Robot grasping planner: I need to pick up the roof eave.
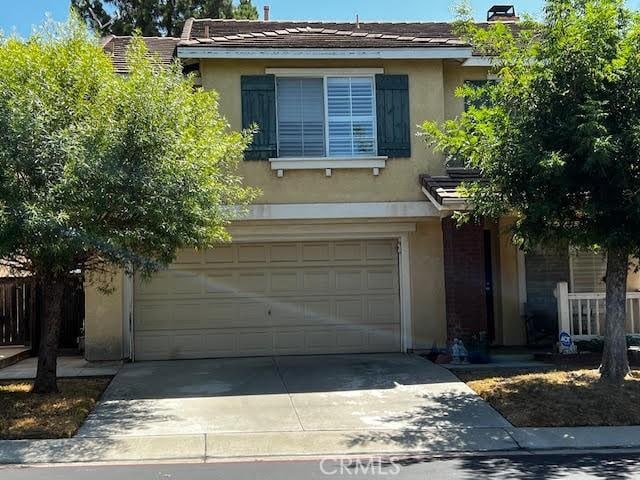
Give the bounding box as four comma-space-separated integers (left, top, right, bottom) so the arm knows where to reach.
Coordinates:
176, 46, 474, 60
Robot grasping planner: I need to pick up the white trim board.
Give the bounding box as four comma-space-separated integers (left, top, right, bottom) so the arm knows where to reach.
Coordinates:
270, 157, 386, 171
178, 46, 474, 60
461, 56, 493, 67
266, 68, 384, 76
233, 202, 439, 221
421, 186, 469, 212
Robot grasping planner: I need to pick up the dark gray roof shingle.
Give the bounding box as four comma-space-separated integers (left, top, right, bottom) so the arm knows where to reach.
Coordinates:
102, 36, 179, 74
179, 19, 472, 49
420, 169, 485, 206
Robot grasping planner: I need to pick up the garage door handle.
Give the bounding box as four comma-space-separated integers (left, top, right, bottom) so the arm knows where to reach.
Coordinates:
268, 309, 271, 315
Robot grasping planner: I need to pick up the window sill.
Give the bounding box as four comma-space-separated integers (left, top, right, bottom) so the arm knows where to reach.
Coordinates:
269, 157, 387, 177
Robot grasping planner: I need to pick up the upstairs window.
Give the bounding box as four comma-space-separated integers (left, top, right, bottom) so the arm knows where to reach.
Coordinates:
276, 76, 377, 158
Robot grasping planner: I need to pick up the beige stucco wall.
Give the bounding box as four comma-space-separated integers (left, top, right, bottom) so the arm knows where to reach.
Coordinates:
201, 58, 489, 204
84, 271, 124, 361
496, 218, 527, 345
410, 220, 447, 349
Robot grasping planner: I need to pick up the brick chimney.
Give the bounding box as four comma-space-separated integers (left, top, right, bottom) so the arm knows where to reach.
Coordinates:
487, 5, 518, 22
263, 5, 270, 21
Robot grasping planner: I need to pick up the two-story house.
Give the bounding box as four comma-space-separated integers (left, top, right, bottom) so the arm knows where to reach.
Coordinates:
85, 11, 640, 362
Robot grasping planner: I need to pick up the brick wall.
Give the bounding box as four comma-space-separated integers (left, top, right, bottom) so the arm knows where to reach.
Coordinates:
442, 217, 487, 342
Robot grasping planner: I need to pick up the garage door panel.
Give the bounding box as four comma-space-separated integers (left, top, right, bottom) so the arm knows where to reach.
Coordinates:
136, 272, 172, 297
269, 302, 303, 325
368, 325, 401, 348
366, 269, 398, 290
334, 242, 364, 261
204, 246, 234, 263
305, 329, 336, 349
270, 243, 299, 263
224, 302, 267, 328
336, 327, 367, 347
302, 300, 331, 324
237, 331, 274, 354
270, 272, 300, 292
134, 239, 401, 359
172, 271, 203, 294
136, 304, 172, 331
335, 270, 364, 291
366, 241, 396, 260
367, 296, 400, 324
173, 333, 206, 353
204, 332, 238, 354
274, 330, 305, 351
302, 243, 331, 262
238, 245, 268, 263
236, 272, 268, 293
174, 248, 203, 265
303, 271, 332, 291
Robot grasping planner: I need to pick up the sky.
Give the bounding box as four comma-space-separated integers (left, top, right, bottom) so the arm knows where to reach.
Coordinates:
2, 0, 640, 37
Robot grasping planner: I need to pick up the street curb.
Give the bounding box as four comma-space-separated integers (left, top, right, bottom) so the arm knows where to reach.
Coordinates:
2, 426, 640, 465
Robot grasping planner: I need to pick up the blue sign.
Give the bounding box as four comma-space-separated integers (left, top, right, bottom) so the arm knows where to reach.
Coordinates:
559, 330, 573, 348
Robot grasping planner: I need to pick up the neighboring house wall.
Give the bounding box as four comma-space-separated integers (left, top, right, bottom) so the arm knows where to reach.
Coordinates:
84, 272, 124, 361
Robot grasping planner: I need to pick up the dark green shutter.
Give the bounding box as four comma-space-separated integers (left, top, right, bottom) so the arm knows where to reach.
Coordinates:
375, 74, 411, 158
241, 75, 277, 160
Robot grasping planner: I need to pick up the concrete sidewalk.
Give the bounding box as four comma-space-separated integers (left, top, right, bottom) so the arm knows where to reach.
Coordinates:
2, 427, 640, 464
0, 356, 121, 380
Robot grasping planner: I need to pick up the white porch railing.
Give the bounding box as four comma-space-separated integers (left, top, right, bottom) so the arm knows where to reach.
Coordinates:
555, 281, 640, 340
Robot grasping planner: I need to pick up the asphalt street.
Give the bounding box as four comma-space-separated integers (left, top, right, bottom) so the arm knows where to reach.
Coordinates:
2, 451, 640, 479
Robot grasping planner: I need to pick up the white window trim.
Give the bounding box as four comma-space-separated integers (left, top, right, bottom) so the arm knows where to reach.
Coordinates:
270, 156, 387, 175
272, 69, 381, 175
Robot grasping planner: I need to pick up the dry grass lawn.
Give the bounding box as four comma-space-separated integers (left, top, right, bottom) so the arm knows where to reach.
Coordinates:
457, 368, 640, 427
0, 377, 111, 439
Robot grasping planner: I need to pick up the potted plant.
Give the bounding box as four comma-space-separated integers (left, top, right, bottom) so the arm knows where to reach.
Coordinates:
468, 331, 491, 364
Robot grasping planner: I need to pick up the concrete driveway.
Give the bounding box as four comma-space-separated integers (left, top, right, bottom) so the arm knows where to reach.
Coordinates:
77, 354, 515, 454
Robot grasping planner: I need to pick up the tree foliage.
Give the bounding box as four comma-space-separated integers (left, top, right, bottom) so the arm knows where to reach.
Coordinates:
421, 0, 640, 383
72, 0, 259, 37
0, 18, 256, 391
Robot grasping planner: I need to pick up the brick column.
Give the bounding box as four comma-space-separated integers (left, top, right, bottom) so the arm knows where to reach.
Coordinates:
442, 217, 487, 342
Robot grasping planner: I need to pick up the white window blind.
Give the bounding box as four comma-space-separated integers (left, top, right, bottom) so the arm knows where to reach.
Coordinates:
276, 77, 325, 157
570, 251, 607, 293
326, 77, 376, 157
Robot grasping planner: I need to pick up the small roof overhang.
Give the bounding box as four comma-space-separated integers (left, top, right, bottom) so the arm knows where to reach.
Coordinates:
420, 169, 484, 211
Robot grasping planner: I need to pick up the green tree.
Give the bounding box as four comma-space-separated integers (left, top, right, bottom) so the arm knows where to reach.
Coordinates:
0, 18, 255, 393
421, 0, 640, 384
232, 0, 258, 20
72, 0, 258, 37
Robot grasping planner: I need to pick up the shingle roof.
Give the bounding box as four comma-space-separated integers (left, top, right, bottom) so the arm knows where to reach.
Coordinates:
102, 36, 180, 74
420, 169, 485, 207
179, 19, 472, 49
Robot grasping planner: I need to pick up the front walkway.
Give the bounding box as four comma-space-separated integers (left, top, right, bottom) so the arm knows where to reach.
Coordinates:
0, 356, 121, 379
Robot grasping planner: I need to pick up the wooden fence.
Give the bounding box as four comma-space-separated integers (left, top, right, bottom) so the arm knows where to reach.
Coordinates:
0, 277, 84, 350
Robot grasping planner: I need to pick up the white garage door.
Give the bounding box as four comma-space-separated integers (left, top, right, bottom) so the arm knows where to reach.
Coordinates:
134, 240, 401, 360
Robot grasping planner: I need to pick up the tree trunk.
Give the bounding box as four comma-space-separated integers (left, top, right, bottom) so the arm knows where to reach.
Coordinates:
600, 247, 630, 384
32, 278, 66, 394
